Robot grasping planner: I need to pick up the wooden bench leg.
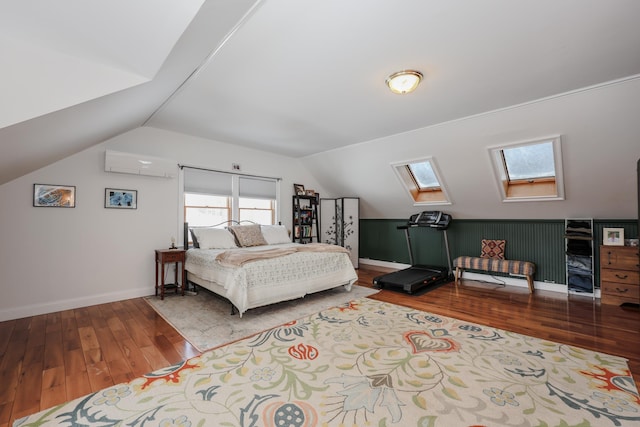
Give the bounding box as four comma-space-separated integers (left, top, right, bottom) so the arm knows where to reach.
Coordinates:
455, 267, 462, 286
526, 275, 534, 293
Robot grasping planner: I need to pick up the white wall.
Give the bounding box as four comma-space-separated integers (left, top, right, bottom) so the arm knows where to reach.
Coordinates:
302, 78, 640, 220
0, 127, 326, 321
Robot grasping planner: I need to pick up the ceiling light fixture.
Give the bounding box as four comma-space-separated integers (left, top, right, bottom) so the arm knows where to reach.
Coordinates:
385, 70, 423, 94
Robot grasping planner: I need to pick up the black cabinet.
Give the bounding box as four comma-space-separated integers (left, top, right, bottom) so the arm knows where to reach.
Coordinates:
292, 195, 319, 243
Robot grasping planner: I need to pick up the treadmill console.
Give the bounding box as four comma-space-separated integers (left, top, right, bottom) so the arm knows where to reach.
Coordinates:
408, 211, 451, 229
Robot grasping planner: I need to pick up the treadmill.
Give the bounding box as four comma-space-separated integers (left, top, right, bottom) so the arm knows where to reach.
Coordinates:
373, 211, 453, 294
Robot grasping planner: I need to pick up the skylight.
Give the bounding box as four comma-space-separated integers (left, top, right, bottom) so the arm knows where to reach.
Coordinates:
408, 162, 440, 190
502, 141, 555, 181
392, 157, 451, 205
489, 136, 564, 202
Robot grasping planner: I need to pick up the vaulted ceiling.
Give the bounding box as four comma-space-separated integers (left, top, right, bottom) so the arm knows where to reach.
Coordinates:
1, 0, 640, 186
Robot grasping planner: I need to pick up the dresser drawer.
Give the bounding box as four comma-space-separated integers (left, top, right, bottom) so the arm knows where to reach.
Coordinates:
601, 281, 640, 299
600, 246, 639, 271
601, 292, 639, 306
600, 268, 639, 285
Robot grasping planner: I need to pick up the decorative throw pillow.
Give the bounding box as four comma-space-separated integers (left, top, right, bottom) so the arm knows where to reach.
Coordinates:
260, 225, 291, 245
228, 224, 268, 247
193, 228, 238, 249
481, 239, 506, 259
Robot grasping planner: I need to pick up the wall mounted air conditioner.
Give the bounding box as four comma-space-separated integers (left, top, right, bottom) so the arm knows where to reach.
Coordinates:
105, 150, 177, 178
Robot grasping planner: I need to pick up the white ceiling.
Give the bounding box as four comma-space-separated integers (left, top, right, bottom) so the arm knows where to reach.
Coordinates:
1, 0, 640, 185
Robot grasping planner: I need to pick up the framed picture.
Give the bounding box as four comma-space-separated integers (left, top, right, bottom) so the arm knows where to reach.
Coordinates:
305, 189, 316, 196
33, 184, 76, 207
293, 183, 305, 195
105, 188, 137, 209
603, 227, 624, 246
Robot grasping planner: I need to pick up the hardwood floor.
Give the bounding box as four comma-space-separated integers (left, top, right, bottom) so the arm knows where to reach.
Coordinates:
1, 265, 639, 427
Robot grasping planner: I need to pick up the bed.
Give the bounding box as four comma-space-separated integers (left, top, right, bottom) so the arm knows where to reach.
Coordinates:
183, 222, 358, 316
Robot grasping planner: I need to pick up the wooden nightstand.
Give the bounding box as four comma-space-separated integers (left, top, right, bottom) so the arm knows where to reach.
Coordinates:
600, 245, 639, 306
155, 249, 186, 300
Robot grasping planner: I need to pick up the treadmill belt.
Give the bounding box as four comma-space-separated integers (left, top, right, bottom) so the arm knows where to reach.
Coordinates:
373, 265, 451, 294
378, 266, 443, 285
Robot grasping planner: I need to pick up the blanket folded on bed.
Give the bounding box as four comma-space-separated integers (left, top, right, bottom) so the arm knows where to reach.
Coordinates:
215, 243, 349, 267
295, 243, 350, 254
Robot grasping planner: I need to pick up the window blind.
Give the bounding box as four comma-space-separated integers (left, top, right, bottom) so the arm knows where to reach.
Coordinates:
183, 167, 278, 199
183, 168, 232, 196
239, 176, 277, 199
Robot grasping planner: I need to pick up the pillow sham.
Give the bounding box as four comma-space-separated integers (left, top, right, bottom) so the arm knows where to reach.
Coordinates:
193, 227, 238, 249
481, 239, 506, 259
228, 224, 268, 247
261, 225, 291, 245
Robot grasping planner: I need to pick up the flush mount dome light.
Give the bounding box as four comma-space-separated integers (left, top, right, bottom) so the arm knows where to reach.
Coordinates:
385, 70, 423, 94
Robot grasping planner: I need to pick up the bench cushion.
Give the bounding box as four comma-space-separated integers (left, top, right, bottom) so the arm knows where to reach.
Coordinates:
454, 256, 535, 276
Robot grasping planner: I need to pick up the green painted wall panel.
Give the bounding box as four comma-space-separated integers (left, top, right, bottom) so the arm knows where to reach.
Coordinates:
361, 218, 638, 285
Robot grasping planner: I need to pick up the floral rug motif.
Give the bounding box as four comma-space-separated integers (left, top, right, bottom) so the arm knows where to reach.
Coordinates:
15, 298, 640, 426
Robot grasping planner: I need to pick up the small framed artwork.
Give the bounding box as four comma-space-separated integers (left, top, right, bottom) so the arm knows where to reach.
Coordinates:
305, 189, 316, 196
603, 228, 624, 246
293, 183, 305, 195
33, 184, 76, 207
105, 188, 137, 209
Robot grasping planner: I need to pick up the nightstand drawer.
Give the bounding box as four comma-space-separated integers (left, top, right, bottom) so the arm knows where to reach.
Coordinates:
600, 269, 639, 285
162, 251, 184, 263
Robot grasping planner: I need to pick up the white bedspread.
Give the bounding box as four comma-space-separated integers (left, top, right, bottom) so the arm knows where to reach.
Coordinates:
185, 243, 358, 315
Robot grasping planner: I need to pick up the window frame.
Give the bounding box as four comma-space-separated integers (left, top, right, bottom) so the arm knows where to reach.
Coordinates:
184, 194, 277, 227
391, 157, 452, 206
488, 136, 565, 202
238, 198, 276, 224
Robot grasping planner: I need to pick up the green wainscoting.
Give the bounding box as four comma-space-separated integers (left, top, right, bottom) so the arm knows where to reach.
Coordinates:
360, 218, 638, 286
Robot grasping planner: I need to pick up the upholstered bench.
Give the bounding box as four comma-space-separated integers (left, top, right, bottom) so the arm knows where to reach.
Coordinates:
453, 256, 536, 293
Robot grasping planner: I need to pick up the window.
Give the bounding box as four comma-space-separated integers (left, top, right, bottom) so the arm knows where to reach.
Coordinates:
239, 197, 275, 224
185, 194, 276, 228
183, 167, 279, 230
391, 157, 451, 205
184, 193, 230, 227
489, 136, 564, 201
408, 161, 440, 190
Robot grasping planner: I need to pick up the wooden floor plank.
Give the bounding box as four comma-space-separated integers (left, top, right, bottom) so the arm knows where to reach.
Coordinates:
2, 265, 639, 427
65, 372, 91, 402
78, 325, 100, 354
139, 345, 172, 371
63, 348, 86, 376
0, 320, 15, 359
116, 338, 153, 377
11, 361, 43, 420
61, 310, 82, 351
43, 328, 64, 371
41, 366, 67, 410
85, 361, 114, 391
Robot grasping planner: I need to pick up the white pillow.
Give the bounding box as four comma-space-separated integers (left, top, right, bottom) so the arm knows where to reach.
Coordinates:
193, 228, 238, 249
261, 225, 291, 245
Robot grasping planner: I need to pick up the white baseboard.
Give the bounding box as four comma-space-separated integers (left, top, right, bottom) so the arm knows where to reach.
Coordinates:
358, 258, 410, 270
358, 258, 593, 297
0, 287, 153, 322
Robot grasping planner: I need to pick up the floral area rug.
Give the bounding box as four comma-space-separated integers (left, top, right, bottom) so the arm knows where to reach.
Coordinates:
15, 298, 640, 426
